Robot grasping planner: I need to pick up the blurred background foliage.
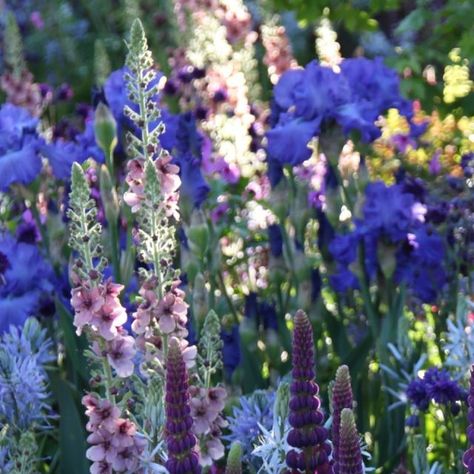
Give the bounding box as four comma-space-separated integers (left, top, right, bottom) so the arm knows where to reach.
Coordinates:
1, 0, 473, 114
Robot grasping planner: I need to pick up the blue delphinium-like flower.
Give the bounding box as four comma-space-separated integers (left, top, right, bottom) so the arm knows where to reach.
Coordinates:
0, 318, 52, 430
406, 367, 466, 412
225, 390, 275, 458
0, 232, 54, 333
0, 103, 43, 191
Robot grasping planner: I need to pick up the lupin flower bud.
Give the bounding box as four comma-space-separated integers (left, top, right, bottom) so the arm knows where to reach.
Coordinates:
286, 310, 333, 474
338, 409, 363, 474
332, 365, 353, 473
165, 337, 201, 474
463, 365, 474, 473
94, 102, 117, 164
225, 442, 243, 474
99, 165, 119, 224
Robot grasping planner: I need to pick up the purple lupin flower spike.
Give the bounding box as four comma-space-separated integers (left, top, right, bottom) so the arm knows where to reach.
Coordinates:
463, 365, 474, 473
338, 409, 363, 474
286, 310, 333, 474
332, 365, 353, 473
165, 337, 202, 474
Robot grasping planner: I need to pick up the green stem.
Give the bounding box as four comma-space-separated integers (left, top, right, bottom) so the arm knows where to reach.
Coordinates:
217, 271, 239, 325
99, 339, 116, 404
109, 215, 121, 283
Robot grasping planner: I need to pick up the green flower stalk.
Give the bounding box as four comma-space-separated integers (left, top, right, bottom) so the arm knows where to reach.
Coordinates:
2, 12, 26, 77
124, 19, 191, 368
123, 18, 180, 295
68, 162, 106, 281
197, 310, 223, 388
1, 12, 44, 115
225, 442, 243, 474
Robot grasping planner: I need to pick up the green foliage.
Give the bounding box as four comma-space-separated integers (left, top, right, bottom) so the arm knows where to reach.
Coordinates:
93, 39, 111, 86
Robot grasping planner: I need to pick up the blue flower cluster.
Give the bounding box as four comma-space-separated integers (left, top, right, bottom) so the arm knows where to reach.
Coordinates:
406, 367, 466, 412
0, 232, 54, 333
329, 181, 446, 302
225, 390, 275, 458
0, 318, 53, 430
0, 103, 43, 191
266, 58, 411, 169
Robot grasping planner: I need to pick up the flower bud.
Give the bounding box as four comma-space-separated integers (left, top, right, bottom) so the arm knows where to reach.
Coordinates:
94, 102, 117, 159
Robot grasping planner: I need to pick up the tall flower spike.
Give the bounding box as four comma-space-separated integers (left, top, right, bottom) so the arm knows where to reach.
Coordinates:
165, 337, 201, 474
225, 442, 243, 474
3, 12, 26, 77
286, 310, 333, 474
68, 162, 106, 280
338, 409, 363, 474
124, 19, 180, 295
332, 365, 353, 473
197, 310, 223, 387
463, 365, 474, 472
125, 18, 163, 161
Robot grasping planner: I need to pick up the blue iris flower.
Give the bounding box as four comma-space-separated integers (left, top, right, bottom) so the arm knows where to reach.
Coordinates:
0, 233, 54, 333
266, 57, 412, 169
0, 103, 43, 191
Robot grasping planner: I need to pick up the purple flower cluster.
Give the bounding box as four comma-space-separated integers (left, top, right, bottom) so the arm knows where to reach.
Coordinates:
329, 181, 446, 302
406, 367, 466, 412
267, 57, 411, 167
286, 310, 333, 473
338, 409, 363, 474
165, 337, 201, 474
463, 365, 474, 473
